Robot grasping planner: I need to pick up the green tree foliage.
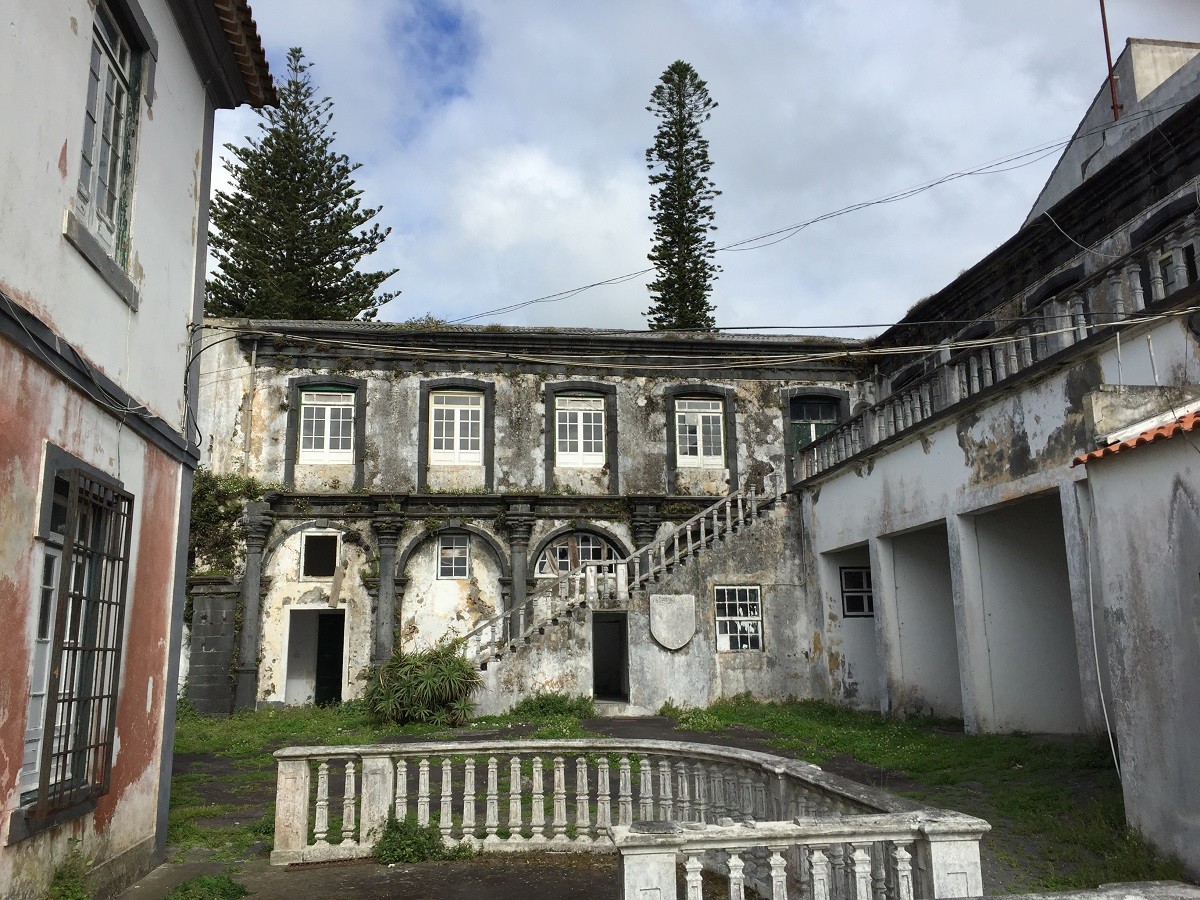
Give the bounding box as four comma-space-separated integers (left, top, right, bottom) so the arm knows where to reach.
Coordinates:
644, 60, 720, 331
206, 48, 398, 321
363, 640, 481, 726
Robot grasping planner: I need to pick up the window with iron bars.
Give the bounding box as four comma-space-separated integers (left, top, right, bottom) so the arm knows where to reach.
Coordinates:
22, 469, 133, 819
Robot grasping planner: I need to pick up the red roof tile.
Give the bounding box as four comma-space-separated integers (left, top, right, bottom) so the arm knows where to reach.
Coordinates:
1071, 410, 1200, 466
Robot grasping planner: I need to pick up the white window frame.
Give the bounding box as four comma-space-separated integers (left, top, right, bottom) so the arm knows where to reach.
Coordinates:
300, 531, 340, 580
20, 547, 62, 798
840, 567, 875, 618
556, 396, 605, 467
437, 534, 470, 580
298, 391, 355, 465
791, 397, 840, 449
676, 398, 725, 468
715, 585, 763, 651
430, 392, 483, 465
77, 0, 139, 257
535, 533, 618, 578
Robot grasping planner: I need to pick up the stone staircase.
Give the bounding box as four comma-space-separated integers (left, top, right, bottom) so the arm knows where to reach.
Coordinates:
461, 486, 779, 677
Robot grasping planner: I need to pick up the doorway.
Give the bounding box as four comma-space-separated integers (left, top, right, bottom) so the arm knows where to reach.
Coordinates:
314, 612, 345, 706
592, 612, 628, 701
286, 609, 345, 706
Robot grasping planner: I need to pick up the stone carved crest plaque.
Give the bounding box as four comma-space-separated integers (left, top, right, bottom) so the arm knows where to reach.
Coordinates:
649, 593, 696, 651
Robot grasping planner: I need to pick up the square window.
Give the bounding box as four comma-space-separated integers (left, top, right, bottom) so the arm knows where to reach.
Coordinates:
302, 534, 339, 578
298, 391, 355, 465
676, 399, 725, 468
715, 585, 762, 651
430, 392, 484, 465
840, 567, 874, 617
438, 535, 470, 579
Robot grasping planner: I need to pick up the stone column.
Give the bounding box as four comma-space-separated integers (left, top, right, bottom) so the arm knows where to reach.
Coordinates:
505, 506, 534, 641
234, 508, 273, 711
371, 517, 402, 666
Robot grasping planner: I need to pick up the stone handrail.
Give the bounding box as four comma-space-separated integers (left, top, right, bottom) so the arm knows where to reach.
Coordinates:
461, 487, 768, 667
269, 736, 966, 866
611, 810, 990, 900
798, 217, 1199, 483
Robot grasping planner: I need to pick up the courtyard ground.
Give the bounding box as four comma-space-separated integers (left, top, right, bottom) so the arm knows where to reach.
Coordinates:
119, 697, 1188, 899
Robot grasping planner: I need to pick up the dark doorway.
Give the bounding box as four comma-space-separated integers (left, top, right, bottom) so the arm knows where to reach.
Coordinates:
592, 613, 628, 701
314, 612, 345, 706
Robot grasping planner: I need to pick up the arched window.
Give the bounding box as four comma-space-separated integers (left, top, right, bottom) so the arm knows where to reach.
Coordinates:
535, 533, 621, 577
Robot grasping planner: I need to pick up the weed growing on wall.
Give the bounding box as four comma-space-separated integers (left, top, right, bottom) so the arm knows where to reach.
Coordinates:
189, 467, 267, 575
363, 640, 481, 726
48, 846, 90, 900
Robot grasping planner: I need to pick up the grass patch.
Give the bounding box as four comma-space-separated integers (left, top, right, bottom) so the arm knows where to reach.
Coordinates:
691, 696, 1184, 892
164, 874, 249, 899
474, 692, 601, 739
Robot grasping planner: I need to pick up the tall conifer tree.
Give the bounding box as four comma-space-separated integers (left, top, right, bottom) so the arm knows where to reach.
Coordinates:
644, 60, 720, 331
206, 48, 398, 320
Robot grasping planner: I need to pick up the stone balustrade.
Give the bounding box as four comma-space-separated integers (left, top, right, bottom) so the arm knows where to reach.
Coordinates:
462, 487, 768, 669
798, 218, 1199, 483
270, 737, 962, 866
611, 810, 990, 900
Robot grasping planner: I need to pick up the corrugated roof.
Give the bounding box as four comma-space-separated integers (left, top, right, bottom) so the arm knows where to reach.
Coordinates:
1071, 410, 1200, 466
212, 0, 275, 107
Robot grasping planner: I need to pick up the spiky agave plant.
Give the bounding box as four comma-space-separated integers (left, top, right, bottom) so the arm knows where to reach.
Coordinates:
364, 638, 481, 726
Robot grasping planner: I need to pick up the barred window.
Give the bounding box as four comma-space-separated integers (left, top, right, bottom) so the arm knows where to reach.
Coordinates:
438, 535, 470, 579
556, 396, 605, 467
299, 391, 355, 464
840, 567, 874, 617
430, 392, 483, 465
676, 398, 724, 468
715, 585, 762, 651
23, 469, 133, 816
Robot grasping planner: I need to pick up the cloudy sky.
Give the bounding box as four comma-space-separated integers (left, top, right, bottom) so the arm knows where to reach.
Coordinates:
214, 1, 1200, 336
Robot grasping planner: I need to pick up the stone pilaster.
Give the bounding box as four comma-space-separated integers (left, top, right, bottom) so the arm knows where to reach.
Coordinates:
233, 506, 273, 711
505, 504, 535, 640
371, 517, 402, 666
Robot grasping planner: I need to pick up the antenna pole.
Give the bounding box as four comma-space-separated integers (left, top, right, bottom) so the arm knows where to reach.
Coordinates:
1099, 0, 1122, 120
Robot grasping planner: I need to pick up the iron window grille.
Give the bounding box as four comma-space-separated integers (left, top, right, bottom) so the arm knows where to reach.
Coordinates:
676, 398, 724, 468
30, 469, 133, 818
715, 585, 763, 651
840, 567, 875, 617
437, 535, 470, 579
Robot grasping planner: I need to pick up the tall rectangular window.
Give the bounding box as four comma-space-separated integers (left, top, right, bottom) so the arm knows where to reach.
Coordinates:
438, 535, 470, 579
299, 391, 355, 464
840, 567, 874, 617
676, 399, 724, 468
430, 392, 483, 465
556, 396, 605, 467
715, 586, 762, 651
301, 533, 339, 579
790, 397, 839, 450
78, 1, 139, 258
23, 469, 134, 815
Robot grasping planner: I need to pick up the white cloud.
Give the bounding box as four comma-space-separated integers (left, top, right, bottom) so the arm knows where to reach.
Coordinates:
215, 0, 1200, 332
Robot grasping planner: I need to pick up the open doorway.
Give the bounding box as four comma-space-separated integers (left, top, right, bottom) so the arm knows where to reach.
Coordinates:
592, 612, 628, 701
285, 609, 345, 706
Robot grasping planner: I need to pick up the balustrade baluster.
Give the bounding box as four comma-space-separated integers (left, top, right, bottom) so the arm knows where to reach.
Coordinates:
1071, 294, 1089, 340
1172, 237, 1188, 289
395, 759, 407, 820
901, 394, 913, 429
692, 763, 707, 823
462, 759, 476, 838
685, 853, 704, 900
618, 756, 633, 825
711, 507, 720, 540
638, 758, 654, 820
724, 498, 733, 537
850, 843, 873, 900
728, 851, 746, 900
871, 844, 888, 900
1109, 271, 1126, 321
1151, 252, 1167, 302
980, 349, 994, 387
314, 760, 329, 845
698, 517, 707, 550
831, 845, 848, 900
750, 486, 758, 517
658, 759, 674, 819
434, 759, 451, 838
673, 532, 681, 566
530, 757, 545, 839
811, 846, 834, 900
739, 772, 753, 819
891, 842, 914, 900
658, 544, 667, 574
675, 761, 691, 821
485, 757, 499, 839
1005, 339, 1018, 379
769, 848, 789, 900
968, 356, 980, 394
711, 770, 725, 819
686, 523, 695, 559
552, 757, 568, 841
993, 345, 1007, 381
342, 760, 357, 844
597, 758, 611, 830
417, 758, 431, 826
919, 383, 932, 419
754, 781, 767, 819
509, 756, 523, 833
575, 757, 590, 837
737, 492, 745, 526
1127, 261, 1145, 312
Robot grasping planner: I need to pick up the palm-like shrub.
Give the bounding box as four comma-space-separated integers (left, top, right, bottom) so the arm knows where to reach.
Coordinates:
364, 640, 481, 726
